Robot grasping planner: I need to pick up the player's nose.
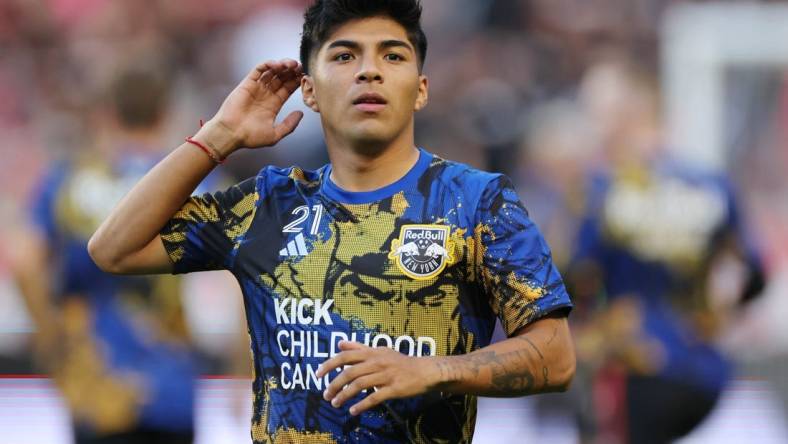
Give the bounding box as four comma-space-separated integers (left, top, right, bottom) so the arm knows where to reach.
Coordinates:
355, 54, 383, 83
356, 70, 383, 83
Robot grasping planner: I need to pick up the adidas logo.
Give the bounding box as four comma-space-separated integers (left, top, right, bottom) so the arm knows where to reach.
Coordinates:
279, 233, 309, 257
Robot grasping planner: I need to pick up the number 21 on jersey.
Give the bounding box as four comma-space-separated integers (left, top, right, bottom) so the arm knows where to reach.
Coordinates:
282, 204, 324, 235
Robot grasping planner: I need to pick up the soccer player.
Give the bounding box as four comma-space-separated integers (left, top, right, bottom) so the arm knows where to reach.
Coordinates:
568, 58, 765, 443
88, 1, 576, 442
13, 62, 197, 443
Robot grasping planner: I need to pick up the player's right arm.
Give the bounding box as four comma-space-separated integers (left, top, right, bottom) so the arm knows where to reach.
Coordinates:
88, 59, 304, 275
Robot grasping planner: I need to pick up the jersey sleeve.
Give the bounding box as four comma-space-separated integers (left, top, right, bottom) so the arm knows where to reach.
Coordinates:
160, 177, 258, 274
474, 175, 573, 336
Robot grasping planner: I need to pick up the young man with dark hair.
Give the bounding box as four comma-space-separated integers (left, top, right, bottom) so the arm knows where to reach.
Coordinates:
89, 1, 576, 442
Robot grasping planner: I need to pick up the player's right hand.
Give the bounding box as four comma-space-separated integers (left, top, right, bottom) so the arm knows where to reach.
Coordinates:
198, 59, 305, 158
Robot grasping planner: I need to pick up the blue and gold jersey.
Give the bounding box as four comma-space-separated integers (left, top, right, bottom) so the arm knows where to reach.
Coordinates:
161, 148, 572, 443
573, 161, 761, 392
31, 154, 197, 435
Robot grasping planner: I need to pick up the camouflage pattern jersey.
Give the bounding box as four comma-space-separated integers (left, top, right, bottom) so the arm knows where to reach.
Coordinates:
31, 154, 196, 436
160, 148, 572, 443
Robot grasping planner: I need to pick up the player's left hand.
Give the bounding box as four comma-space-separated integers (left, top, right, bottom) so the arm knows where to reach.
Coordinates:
316, 340, 440, 416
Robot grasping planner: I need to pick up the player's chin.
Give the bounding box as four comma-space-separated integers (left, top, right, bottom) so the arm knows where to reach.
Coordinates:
347, 124, 396, 146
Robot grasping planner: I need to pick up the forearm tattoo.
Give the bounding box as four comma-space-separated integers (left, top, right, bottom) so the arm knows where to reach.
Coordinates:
436, 335, 553, 396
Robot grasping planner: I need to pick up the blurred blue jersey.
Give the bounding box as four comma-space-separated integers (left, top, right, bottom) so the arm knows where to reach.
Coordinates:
31, 150, 198, 434
159, 148, 572, 444
573, 159, 761, 393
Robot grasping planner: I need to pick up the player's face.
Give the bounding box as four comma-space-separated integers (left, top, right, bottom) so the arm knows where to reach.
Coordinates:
302, 17, 428, 148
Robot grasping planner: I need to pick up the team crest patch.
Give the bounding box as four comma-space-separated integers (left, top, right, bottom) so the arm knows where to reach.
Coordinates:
388, 224, 456, 280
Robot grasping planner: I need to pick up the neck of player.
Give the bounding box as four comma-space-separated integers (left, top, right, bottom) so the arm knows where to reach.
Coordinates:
325, 120, 420, 193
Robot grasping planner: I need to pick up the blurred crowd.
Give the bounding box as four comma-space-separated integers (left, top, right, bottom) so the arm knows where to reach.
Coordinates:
1, 0, 788, 442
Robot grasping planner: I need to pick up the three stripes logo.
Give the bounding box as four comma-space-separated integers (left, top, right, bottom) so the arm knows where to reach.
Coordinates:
280, 233, 309, 257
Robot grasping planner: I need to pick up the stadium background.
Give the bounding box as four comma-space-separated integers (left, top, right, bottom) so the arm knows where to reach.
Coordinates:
1, 0, 788, 442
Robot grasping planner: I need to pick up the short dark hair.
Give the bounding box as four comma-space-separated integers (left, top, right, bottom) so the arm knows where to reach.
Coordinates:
300, 0, 427, 75
109, 61, 172, 129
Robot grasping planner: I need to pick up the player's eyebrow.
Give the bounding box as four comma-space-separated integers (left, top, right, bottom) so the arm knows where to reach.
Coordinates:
327, 39, 361, 51
326, 39, 414, 54
379, 39, 413, 53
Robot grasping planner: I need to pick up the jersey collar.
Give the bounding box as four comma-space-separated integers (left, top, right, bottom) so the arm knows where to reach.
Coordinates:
321, 148, 432, 204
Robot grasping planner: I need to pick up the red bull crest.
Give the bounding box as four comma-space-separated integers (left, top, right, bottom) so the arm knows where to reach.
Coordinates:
388, 224, 456, 280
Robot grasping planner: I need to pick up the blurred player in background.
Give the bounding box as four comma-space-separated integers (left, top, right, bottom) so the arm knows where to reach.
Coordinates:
87, 0, 577, 442
515, 98, 599, 441
568, 57, 765, 444
11, 58, 197, 444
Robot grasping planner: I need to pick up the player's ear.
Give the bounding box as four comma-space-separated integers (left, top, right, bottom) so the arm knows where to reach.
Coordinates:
301, 76, 320, 113
414, 74, 428, 111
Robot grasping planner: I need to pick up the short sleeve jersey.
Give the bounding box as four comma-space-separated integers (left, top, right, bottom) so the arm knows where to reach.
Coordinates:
572, 161, 760, 392
161, 148, 572, 443
30, 157, 196, 434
